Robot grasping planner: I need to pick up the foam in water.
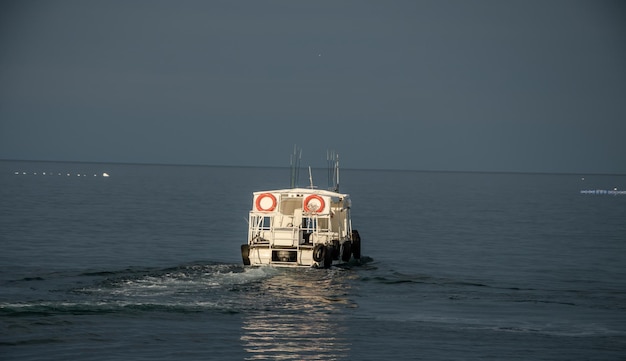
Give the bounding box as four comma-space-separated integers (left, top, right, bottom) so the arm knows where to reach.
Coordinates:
0, 263, 285, 317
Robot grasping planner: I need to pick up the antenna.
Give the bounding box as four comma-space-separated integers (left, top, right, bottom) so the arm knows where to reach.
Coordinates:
326, 150, 340, 192
335, 153, 340, 192
308, 166, 314, 189
290, 145, 302, 188
327, 150, 330, 189
327, 149, 335, 190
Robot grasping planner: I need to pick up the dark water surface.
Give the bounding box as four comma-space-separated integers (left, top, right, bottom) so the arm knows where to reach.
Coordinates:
1, 161, 625, 360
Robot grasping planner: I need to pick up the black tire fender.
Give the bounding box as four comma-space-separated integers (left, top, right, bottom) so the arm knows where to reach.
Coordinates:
351, 230, 361, 260
323, 246, 333, 268
241, 244, 251, 266
331, 240, 340, 260
340, 241, 352, 262
313, 244, 325, 262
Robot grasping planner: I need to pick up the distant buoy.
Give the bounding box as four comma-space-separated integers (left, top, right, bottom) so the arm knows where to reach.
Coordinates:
102, 172, 110, 177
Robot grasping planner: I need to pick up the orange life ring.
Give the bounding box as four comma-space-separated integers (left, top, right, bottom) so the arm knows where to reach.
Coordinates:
304, 195, 325, 213
255, 193, 276, 212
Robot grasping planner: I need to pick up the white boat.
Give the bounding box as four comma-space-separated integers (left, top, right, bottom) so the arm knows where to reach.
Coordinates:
241, 150, 361, 268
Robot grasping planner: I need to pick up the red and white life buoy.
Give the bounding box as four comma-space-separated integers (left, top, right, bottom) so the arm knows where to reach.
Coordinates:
255, 193, 276, 212
304, 195, 325, 213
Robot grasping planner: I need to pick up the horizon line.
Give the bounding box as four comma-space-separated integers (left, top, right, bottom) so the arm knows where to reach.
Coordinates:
1, 158, 625, 177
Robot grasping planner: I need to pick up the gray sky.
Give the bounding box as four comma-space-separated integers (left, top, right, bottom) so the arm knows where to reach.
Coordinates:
1, 0, 625, 173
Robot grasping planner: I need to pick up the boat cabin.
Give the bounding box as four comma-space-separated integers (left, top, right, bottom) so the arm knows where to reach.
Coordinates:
244, 188, 354, 267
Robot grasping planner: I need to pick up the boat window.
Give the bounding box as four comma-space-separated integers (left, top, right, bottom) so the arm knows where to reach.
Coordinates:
260, 216, 271, 230
280, 198, 300, 216
317, 218, 329, 231
302, 217, 316, 232
252, 215, 272, 230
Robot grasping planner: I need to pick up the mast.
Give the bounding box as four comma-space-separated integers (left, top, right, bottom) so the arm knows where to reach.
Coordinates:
335, 153, 340, 192
327, 150, 340, 192
327, 150, 332, 190
308, 166, 314, 189
289, 145, 302, 188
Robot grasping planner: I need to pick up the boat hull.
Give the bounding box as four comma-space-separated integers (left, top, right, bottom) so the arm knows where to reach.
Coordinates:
242, 236, 358, 268
247, 245, 316, 267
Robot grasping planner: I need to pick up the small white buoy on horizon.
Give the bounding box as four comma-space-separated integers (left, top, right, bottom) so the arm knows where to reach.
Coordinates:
102, 172, 110, 177
581, 177, 585, 181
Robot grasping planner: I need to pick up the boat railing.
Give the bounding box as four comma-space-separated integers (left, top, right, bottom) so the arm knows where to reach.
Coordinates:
249, 211, 343, 248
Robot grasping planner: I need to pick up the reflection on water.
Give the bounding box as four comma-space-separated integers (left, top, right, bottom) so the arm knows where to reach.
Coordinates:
241, 268, 355, 360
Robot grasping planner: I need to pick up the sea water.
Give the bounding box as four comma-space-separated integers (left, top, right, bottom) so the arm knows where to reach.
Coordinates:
1, 161, 625, 360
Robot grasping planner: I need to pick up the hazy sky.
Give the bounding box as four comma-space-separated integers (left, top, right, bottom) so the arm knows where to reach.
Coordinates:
1, 0, 625, 173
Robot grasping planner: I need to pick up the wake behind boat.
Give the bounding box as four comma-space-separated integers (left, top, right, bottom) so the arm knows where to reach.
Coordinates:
241, 149, 361, 268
